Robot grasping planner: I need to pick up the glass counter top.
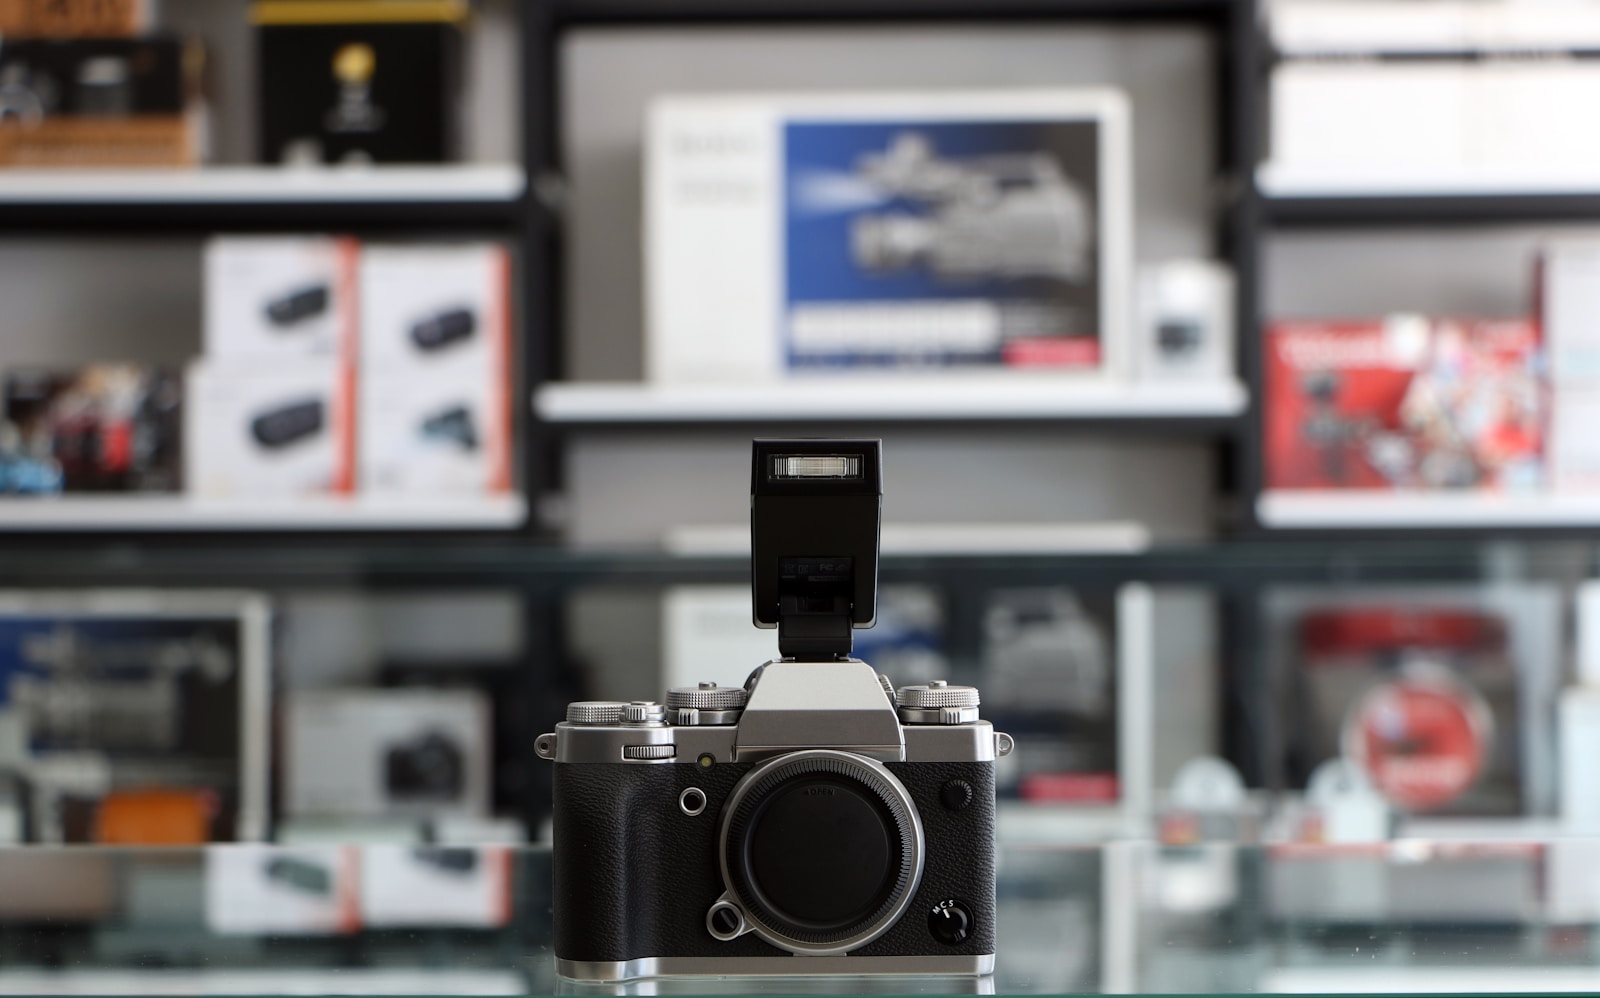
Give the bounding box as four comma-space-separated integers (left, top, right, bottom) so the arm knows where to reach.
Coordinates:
0, 838, 1596, 995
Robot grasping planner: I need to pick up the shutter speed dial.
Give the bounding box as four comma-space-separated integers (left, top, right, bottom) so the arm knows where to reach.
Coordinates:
897, 681, 981, 725
667, 683, 748, 725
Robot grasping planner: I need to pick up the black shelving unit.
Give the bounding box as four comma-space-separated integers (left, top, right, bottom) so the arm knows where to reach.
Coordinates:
1263, 192, 1600, 229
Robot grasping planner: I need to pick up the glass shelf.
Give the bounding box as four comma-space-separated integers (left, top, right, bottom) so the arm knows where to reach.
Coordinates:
0, 838, 1596, 995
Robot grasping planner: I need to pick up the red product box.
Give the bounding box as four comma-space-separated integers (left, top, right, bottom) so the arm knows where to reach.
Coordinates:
1265, 316, 1544, 491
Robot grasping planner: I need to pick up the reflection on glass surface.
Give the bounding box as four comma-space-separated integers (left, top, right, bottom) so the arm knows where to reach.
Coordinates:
0, 840, 1596, 994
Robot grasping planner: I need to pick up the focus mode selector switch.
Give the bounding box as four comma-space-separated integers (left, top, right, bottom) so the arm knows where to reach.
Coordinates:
929, 899, 972, 945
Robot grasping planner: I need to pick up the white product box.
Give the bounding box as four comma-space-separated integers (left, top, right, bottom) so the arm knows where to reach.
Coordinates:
646, 89, 1132, 385
204, 236, 359, 362
205, 846, 359, 935
184, 360, 353, 498
1134, 260, 1235, 382
662, 585, 779, 691
359, 845, 512, 928
1270, 60, 1600, 179
1541, 243, 1600, 492
359, 373, 511, 497
1271, 61, 1469, 174
1543, 242, 1600, 383
283, 689, 490, 820
360, 243, 512, 381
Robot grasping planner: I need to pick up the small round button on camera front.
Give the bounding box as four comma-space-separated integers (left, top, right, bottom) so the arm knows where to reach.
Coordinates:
929, 900, 973, 946
941, 779, 974, 811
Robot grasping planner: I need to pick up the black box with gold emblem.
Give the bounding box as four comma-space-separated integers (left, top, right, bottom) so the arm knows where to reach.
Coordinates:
253, 0, 463, 165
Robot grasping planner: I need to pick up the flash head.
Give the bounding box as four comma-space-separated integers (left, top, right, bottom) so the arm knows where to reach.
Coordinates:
751, 439, 882, 661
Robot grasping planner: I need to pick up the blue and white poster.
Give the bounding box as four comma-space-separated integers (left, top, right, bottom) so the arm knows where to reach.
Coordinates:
783, 118, 1104, 372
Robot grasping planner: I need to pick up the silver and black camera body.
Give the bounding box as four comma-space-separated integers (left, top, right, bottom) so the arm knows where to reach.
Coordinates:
537, 440, 1012, 982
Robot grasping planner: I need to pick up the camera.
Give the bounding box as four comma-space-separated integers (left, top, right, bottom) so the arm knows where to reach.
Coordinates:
384, 730, 466, 803
537, 439, 1012, 981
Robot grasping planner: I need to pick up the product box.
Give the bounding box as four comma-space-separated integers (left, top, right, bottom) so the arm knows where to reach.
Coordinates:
184, 361, 353, 499
1268, 58, 1600, 179
1134, 260, 1235, 382
646, 89, 1132, 384
982, 587, 1119, 804
1264, 586, 1560, 818
2, 364, 181, 493
359, 243, 511, 379
253, 0, 463, 165
358, 243, 511, 497
204, 236, 360, 362
0, 37, 201, 166
1264, 315, 1544, 491
359, 845, 512, 928
661, 584, 945, 692
283, 689, 490, 820
0, 590, 272, 843
206, 846, 359, 935
1540, 242, 1600, 492
358, 374, 510, 497
0, 0, 151, 36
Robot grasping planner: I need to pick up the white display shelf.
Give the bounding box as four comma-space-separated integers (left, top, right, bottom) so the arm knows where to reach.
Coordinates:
664, 521, 1152, 556
1258, 162, 1600, 199
0, 494, 526, 531
0, 164, 525, 204
1257, 490, 1600, 529
535, 379, 1248, 423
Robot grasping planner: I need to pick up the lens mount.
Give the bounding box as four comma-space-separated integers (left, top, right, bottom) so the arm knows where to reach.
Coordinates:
717, 749, 924, 955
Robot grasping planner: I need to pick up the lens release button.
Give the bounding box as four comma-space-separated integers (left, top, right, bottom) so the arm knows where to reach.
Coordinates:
929, 900, 972, 945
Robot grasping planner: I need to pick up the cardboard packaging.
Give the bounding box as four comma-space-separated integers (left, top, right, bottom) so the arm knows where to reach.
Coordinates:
0, 589, 272, 843
2, 364, 182, 493
1134, 260, 1235, 382
283, 689, 490, 820
206, 846, 360, 935
253, 0, 464, 165
0, 0, 152, 36
204, 236, 360, 363
359, 845, 512, 928
1264, 315, 1544, 492
358, 243, 511, 497
1540, 242, 1600, 492
0, 37, 201, 166
184, 361, 354, 499
646, 89, 1132, 384
1265, 586, 1561, 819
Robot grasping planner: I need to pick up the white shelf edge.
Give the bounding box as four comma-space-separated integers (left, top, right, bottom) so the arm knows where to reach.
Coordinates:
1258, 162, 1600, 200
1260, 966, 1600, 995
0, 494, 526, 531
663, 521, 1152, 557
0, 164, 525, 204
535, 379, 1248, 423
1258, 490, 1600, 528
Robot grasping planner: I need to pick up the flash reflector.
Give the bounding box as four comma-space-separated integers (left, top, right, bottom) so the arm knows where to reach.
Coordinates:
771, 454, 861, 480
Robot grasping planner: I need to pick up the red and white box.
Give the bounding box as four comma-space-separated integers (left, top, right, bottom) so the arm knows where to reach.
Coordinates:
204, 236, 360, 363
358, 244, 512, 497
1264, 315, 1544, 491
184, 360, 355, 498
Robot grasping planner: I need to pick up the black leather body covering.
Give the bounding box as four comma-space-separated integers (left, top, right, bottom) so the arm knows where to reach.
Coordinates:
552, 759, 997, 964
